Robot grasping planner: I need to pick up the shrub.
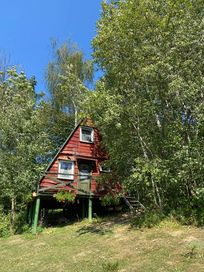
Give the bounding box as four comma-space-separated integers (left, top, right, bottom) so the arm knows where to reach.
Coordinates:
55, 190, 76, 203
101, 193, 121, 206
132, 210, 165, 228
0, 208, 11, 237
14, 210, 29, 234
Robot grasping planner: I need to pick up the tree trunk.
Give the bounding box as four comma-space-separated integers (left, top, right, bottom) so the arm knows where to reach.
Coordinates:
133, 119, 162, 208
11, 196, 16, 230
72, 100, 78, 127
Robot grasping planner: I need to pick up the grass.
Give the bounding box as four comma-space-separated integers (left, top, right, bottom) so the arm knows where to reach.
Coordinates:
0, 214, 204, 272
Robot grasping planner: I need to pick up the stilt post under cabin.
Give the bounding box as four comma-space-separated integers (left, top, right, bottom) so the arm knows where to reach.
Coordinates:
32, 196, 40, 234
88, 175, 92, 222
88, 195, 92, 222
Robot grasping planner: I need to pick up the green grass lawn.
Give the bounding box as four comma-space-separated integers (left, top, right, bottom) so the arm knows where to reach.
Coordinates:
0, 214, 204, 272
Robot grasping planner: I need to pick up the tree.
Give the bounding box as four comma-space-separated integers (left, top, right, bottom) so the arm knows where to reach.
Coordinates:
0, 51, 11, 82
45, 41, 93, 150
88, 0, 204, 214
0, 69, 50, 228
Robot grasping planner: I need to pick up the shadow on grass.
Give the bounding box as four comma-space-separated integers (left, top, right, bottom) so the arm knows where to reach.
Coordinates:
76, 224, 113, 235
76, 213, 134, 236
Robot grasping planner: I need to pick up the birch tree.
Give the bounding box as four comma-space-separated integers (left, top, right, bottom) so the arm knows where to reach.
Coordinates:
88, 0, 204, 214
45, 42, 93, 149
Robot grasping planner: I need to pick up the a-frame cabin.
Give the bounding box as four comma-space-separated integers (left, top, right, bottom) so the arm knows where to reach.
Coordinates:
31, 118, 117, 232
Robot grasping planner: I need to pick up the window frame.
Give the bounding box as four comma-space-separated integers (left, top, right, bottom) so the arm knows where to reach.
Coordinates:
80, 126, 94, 143
58, 160, 74, 180
99, 163, 112, 173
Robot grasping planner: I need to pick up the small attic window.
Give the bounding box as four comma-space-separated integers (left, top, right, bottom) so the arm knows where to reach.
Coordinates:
80, 127, 94, 143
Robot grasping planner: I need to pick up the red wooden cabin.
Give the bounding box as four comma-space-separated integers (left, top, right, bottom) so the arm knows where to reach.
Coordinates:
31, 118, 118, 231
38, 118, 108, 196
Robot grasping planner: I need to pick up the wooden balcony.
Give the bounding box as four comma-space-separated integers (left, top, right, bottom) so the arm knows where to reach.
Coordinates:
38, 172, 95, 196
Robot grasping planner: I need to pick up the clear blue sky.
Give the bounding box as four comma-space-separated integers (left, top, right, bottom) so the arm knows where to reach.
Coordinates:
0, 0, 102, 93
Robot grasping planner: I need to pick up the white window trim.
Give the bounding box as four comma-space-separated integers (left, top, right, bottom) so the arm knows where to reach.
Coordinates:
80, 126, 94, 143
58, 160, 74, 180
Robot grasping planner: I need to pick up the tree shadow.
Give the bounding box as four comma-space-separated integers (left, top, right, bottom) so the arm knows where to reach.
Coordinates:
76, 224, 113, 235
76, 212, 134, 236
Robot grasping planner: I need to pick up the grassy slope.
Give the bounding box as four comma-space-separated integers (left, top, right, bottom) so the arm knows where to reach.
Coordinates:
0, 214, 204, 272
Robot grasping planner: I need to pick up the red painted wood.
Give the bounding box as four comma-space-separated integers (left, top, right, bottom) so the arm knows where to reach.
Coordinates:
40, 122, 108, 196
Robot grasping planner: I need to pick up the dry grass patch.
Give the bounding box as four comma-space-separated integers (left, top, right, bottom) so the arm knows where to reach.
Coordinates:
0, 215, 204, 272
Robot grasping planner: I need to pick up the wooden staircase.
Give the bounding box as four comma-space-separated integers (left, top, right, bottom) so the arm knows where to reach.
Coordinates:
122, 196, 145, 213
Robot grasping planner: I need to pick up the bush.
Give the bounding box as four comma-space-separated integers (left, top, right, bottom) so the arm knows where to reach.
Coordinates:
14, 210, 29, 234
132, 210, 165, 228
55, 190, 76, 203
132, 207, 204, 229
101, 193, 121, 206
170, 207, 204, 227
0, 209, 11, 237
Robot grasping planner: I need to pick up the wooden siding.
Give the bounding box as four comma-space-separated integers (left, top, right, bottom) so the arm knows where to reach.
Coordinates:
39, 123, 107, 195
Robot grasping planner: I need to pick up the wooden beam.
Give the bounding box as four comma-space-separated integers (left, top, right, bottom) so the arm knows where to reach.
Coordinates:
42, 175, 67, 185
39, 178, 91, 195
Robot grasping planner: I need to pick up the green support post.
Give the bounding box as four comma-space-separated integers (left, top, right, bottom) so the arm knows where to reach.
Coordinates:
32, 197, 40, 234
88, 196, 92, 222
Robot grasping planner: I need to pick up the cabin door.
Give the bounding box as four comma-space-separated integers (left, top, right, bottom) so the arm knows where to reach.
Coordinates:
78, 160, 95, 194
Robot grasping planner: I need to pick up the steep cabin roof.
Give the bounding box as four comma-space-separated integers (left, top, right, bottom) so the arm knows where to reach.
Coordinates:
39, 118, 107, 193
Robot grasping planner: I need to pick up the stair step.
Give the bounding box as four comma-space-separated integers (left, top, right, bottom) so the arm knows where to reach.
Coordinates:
123, 196, 145, 212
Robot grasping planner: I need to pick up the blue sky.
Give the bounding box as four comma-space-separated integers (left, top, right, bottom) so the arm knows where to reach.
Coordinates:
0, 0, 102, 93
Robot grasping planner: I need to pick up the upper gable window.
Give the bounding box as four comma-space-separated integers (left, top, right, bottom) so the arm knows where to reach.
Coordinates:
80, 127, 94, 143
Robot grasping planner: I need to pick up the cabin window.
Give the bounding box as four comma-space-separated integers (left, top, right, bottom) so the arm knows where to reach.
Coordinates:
99, 162, 112, 173
78, 159, 97, 172
80, 127, 94, 143
58, 160, 74, 180
78, 159, 97, 180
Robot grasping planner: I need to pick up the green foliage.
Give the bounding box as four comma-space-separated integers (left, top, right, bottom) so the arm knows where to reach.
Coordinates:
132, 208, 204, 229
88, 0, 204, 220
170, 207, 204, 227
45, 41, 93, 149
0, 207, 11, 237
55, 190, 76, 203
101, 193, 121, 206
133, 210, 165, 229
14, 210, 30, 234
0, 69, 51, 229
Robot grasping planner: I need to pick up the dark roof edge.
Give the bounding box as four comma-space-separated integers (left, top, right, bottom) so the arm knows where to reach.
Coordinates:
38, 119, 83, 184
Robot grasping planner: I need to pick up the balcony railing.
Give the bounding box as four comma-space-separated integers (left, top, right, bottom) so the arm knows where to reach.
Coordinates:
38, 172, 93, 195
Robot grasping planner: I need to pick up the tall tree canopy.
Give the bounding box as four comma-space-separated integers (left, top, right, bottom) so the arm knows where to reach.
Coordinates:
0, 69, 50, 226
89, 0, 204, 214
45, 42, 93, 150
